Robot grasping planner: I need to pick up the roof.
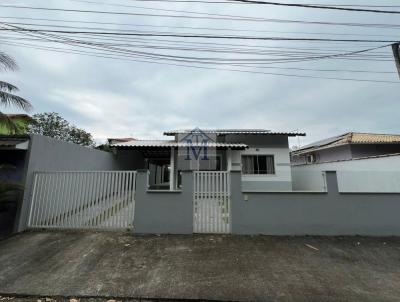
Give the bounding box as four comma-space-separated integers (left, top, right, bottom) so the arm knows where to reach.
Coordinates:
164, 129, 306, 136
107, 137, 136, 143
111, 139, 247, 149
6, 114, 32, 121
0, 135, 30, 150
293, 132, 400, 155
293, 152, 400, 166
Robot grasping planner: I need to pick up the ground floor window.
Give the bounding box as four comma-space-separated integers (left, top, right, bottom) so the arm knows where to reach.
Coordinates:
242, 155, 275, 175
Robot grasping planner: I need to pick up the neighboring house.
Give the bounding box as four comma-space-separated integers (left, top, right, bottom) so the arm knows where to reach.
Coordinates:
111, 128, 305, 191
291, 132, 400, 165
0, 114, 32, 135
107, 137, 136, 145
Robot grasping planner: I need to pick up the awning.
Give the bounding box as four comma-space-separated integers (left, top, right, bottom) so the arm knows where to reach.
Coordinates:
112, 140, 247, 149
0, 137, 30, 150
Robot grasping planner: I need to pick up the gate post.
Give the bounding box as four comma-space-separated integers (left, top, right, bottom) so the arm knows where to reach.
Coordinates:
229, 170, 242, 234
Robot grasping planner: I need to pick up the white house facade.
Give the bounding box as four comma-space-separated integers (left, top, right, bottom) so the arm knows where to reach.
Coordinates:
111, 129, 305, 191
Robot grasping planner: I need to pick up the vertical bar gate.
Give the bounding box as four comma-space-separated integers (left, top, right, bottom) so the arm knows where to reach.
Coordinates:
27, 171, 137, 230
193, 171, 231, 234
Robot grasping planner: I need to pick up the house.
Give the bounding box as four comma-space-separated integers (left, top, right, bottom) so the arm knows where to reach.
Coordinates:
291, 132, 400, 165
11, 131, 400, 236
107, 137, 136, 145
110, 128, 305, 191
0, 114, 32, 135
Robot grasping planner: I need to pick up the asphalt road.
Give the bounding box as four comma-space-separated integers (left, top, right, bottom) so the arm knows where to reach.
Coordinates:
0, 231, 399, 302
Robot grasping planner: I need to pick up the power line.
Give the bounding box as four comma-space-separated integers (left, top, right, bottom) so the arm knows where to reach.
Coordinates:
1, 39, 398, 84
0, 32, 392, 61
70, 0, 400, 16
1, 22, 394, 64
2, 4, 400, 29
3, 16, 400, 39
228, 0, 400, 14
0, 26, 398, 43
71, 0, 400, 8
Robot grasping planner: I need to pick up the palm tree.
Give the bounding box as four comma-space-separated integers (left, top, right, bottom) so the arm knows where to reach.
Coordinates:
0, 51, 32, 133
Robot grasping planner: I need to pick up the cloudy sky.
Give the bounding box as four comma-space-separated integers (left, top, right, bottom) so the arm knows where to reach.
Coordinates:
1, 0, 399, 146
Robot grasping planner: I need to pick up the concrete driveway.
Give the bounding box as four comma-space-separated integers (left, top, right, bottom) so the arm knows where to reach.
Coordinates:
0, 231, 399, 302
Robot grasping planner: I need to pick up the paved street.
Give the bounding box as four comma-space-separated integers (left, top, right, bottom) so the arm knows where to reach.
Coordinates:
0, 231, 399, 302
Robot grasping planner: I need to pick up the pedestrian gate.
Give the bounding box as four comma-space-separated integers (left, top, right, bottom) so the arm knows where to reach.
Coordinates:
27, 171, 136, 230
193, 171, 231, 233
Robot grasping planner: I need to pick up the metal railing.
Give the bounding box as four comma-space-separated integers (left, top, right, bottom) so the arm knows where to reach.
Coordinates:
193, 171, 231, 234
28, 171, 137, 230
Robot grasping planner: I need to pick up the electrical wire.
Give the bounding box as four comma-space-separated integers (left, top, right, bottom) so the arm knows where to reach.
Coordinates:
2, 4, 400, 29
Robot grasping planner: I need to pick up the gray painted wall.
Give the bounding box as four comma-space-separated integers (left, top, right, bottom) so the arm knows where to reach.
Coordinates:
133, 171, 193, 234
16, 135, 123, 232
223, 134, 289, 148
231, 171, 400, 236
293, 144, 400, 165
350, 144, 400, 158
292, 145, 352, 165
241, 180, 292, 191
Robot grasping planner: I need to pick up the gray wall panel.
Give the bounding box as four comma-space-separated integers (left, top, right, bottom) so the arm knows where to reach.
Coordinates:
133, 171, 193, 234
231, 171, 400, 236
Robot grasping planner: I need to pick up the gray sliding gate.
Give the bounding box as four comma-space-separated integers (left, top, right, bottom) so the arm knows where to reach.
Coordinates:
27, 171, 136, 230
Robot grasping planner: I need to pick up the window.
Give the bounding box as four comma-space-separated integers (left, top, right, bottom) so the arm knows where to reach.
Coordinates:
242, 155, 275, 175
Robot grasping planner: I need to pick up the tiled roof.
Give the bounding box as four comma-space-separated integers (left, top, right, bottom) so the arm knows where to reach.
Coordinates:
112, 140, 247, 149
164, 129, 305, 136
344, 133, 400, 144
293, 132, 400, 155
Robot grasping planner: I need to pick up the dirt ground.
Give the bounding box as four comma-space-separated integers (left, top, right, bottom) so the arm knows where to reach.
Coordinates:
1, 231, 400, 302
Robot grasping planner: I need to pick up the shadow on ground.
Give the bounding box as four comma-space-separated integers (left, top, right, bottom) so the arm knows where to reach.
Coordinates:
0, 231, 399, 302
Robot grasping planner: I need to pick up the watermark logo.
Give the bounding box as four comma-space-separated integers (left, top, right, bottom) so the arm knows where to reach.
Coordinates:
177, 127, 217, 170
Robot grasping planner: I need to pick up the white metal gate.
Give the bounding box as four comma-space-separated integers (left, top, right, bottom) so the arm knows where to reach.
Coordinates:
28, 171, 136, 230
193, 171, 231, 233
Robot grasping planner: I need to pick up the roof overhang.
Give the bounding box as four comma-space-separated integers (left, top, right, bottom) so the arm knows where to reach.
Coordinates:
112, 140, 248, 150
164, 129, 306, 137
0, 136, 30, 150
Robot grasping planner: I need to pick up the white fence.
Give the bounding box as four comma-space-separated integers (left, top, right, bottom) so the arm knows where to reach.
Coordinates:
193, 171, 231, 234
28, 171, 136, 230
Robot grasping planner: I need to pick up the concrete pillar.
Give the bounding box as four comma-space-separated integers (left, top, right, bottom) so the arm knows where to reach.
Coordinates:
324, 171, 338, 194
134, 170, 194, 234
170, 147, 175, 190
230, 170, 242, 234
227, 148, 232, 171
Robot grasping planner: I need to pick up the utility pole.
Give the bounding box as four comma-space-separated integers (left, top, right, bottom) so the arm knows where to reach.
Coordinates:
392, 43, 400, 79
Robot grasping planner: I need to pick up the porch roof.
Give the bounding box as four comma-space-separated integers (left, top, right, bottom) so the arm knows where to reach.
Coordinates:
0, 135, 30, 150
111, 139, 247, 149
164, 129, 306, 136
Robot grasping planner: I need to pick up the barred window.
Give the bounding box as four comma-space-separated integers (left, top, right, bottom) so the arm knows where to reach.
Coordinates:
242, 155, 275, 175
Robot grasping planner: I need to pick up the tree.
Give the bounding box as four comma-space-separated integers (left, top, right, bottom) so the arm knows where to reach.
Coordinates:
0, 51, 32, 132
28, 112, 95, 147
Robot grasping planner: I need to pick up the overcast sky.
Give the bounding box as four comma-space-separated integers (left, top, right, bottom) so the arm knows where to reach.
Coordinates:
1, 0, 399, 146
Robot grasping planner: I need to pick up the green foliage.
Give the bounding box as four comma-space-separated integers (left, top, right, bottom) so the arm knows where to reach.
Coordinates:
0, 117, 30, 135
0, 51, 32, 133
28, 112, 95, 147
